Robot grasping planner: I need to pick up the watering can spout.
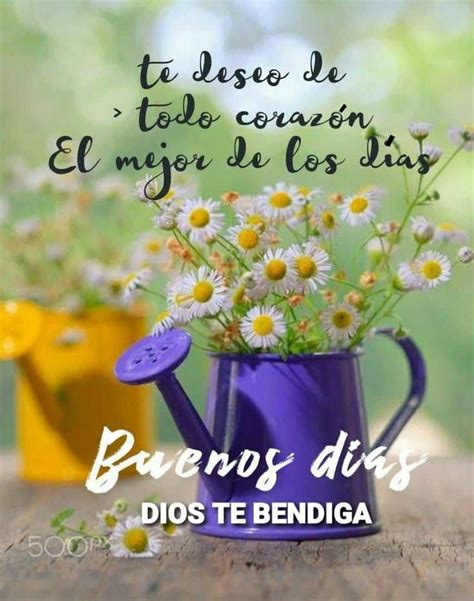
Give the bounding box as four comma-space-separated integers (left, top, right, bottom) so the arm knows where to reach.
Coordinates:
114, 329, 230, 499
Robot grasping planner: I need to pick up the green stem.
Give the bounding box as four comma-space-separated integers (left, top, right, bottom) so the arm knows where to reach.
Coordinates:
419, 143, 465, 198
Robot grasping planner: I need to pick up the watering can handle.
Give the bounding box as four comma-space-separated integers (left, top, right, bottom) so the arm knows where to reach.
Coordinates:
368, 328, 426, 453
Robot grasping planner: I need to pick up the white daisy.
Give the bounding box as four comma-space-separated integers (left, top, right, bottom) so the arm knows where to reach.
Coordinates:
177, 198, 224, 244
321, 303, 361, 342
413, 251, 451, 289
433, 222, 468, 245
153, 210, 177, 231
14, 218, 41, 238
311, 205, 338, 239
166, 278, 193, 324
411, 216, 434, 244
296, 185, 323, 203
423, 145, 443, 165
340, 192, 380, 226
398, 261, 422, 290
228, 223, 269, 256
131, 234, 167, 268
240, 306, 286, 349
94, 175, 129, 199
259, 182, 299, 223
151, 310, 175, 336
134, 173, 159, 204
122, 268, 152, 302
97, 508, 120, 533
288, 203, 315, 227
448, 126, 474, 151
287, 241, 331, 292
177, 266, 228, 318
236, 205, 272, 233
253, 248, 297, 294
408, 122, 432, 141
109, 515, 162, 558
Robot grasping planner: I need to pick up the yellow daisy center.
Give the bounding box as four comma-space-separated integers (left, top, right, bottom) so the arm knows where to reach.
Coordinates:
296, 256, 317, 279
269, 192, 292, 209
238, 228, 259, 250
189, 208, 210, 228
349, 196, 368, 214
122, 528, 148, 554
298, 186, 310, 197
155, 310, 170, 323
246, 214, 266, 232
265, 259, 287, 281
110, 279, 123, 294
145, 240, 162, 253
253, 315, 274, 336
332, 310, 353, 329
421, 260, 442, 280
321, 211, 336, 228
104, 514, 117, 528
192, 281, 214, 302
123, 273, 136, 287
163, 189, 175, 200
438, 222, 456, 232
232, 285, 245, 305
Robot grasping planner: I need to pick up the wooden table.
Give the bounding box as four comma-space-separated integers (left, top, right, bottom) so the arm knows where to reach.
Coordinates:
1, 453, 473, 601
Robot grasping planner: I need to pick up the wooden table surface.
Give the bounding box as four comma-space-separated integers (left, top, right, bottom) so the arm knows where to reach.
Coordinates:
1, 452, 473, 601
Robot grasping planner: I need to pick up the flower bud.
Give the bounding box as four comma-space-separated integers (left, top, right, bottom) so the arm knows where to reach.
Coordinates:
241, 271, 257, 289
344, 291, 364, 309
153, 212, 176, 231
411, 216, 434, 244
113, 498, 128, 513
457, 246, 473, 264
359, 271, 377, 289
408, 122, 432, 141
423, 145, 443, 166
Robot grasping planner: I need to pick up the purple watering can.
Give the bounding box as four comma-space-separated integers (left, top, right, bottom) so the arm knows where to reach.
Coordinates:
115, 327, 426, 540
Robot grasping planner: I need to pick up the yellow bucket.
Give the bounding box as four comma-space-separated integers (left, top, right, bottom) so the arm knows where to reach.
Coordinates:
16, 306, 153, 482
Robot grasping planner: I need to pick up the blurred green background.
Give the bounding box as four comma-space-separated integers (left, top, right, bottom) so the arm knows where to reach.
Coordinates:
1, 0, 473, 450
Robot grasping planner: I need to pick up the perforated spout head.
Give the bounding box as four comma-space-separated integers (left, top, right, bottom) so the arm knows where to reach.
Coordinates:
114, 328, 192, 385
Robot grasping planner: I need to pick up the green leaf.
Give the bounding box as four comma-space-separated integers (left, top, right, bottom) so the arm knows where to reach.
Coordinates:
50, 508, 75, 527
78, 520, 87, 532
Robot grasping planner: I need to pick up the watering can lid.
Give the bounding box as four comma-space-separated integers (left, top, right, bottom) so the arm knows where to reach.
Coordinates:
114, 328, 192, 384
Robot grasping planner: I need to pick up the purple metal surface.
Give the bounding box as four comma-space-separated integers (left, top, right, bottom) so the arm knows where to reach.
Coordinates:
114, 327, 426, 540
114, 329, 191, 384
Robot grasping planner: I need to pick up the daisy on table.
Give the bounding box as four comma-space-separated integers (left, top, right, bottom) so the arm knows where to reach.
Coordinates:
321, 302, 361, 343
173, 266, 228, 318
109, 515, 162, 558
433, 222, 468, 245
253, 248, 297, 294
311, 204, 338, 239
97, 508, 120, 533
240, 306, 286, 349
177, 197, 224, 244
340, 190, 381, 227
258, 182, 300, 223
228, 223, 270, 257
288, 241, 331, 293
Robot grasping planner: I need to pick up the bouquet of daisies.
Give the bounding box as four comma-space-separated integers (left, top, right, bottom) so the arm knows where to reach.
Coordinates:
122, 124, 472, 354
